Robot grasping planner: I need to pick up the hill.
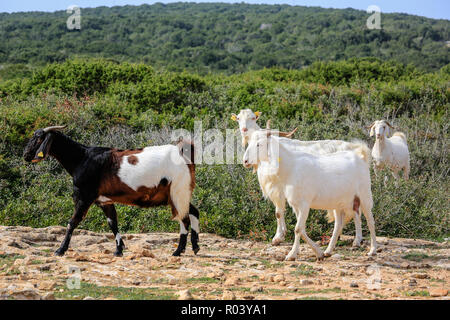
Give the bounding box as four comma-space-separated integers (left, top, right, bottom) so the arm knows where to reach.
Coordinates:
0, 2, 449, 76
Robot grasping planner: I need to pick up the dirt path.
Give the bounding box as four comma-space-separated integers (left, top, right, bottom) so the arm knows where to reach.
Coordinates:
0, 225, 448, 300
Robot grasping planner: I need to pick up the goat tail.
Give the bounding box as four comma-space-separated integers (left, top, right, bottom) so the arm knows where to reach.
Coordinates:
177, 139, 195, 165
393, 132, 407, 142
351, 139, 371, 164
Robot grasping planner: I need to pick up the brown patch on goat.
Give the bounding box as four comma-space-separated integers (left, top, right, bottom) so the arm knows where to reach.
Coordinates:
276, 212, 281, 219
353, 196, 361, 213
97, 150, 181, 219
127, 155, 138, 165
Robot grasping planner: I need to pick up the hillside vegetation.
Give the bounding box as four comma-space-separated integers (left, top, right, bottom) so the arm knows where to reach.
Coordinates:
0, 58, 448, 242
0, 2, 449, 78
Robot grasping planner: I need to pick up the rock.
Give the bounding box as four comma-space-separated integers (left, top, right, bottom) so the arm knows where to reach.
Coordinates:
74, 253, 89, 262
274, 254, 285, 261
224, 277, 239, 286
83, 296, 95, 300
331, 254, 342, 260
243, 295, 255, 300
273, 274, 285, 282
408, 279, 417, 287
13, 259, 25, 267
300, 279, 313, 285
412, 273, 430, 279
279, 281, 287, 286
7, 240, 29, 249
177, 289, 194, 300
222, 291, 236, 300
136, 249, 155, 258
42, 292, 56, 300
250, 285, 263, 293
39, 281, 57, 290
400, 262, 410, 269
429, 288, 448, 297
287, 286, 298, 291
350, 282, 359, 288
168, 278, 178, 285
38, 264, 51, 272
169, 256, 181, 263
7, 288, 42, 300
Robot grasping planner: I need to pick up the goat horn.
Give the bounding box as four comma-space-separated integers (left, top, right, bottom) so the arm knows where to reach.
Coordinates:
43, 125, 67, 132
365, 122, 375, 129
385, 121, 395, 129
279, 127, 298, 137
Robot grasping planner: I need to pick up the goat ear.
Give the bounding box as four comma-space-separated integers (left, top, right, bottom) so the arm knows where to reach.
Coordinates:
231, 113, 238, 121
32, 134, 54, 163
254, 111, 261, 119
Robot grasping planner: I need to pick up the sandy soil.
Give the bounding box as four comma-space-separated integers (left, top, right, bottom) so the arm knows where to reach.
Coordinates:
0, 225, 448, 300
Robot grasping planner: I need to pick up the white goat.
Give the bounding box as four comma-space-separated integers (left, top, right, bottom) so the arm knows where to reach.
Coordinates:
231, 109, 263, 147
243, 131, 377, 260
232, 109, 365, 252
368, 120, 410, 183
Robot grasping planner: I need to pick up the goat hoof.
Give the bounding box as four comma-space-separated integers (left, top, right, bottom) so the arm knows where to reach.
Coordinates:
54, 249, 65, 256
271, 237, 284, 246
367, 251, 377, 257
323, 252, 332, 258
193, 247, 200, 255
352, 240, 363, 247
114, 251, 123, 257
172, 250, 182, 256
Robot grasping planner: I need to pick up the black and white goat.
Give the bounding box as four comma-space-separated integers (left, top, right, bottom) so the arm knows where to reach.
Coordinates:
23, 126, 200, 257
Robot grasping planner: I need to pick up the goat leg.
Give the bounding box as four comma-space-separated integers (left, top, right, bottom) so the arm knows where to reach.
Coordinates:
55, 192, 92, 256
100, 204, 125, 257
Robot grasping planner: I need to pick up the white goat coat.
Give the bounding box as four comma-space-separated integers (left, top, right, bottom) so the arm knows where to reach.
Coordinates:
372, 133, 409, 171
117, 145, 192, 219
256, 138, 372, 213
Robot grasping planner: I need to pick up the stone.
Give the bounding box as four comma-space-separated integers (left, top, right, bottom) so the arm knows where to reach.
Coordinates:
224, 277, 239, 286
83, 296, 95, 300
300, 279, 313, 285
273, 274, 285, 282
39, 281, 57, 290
177, 289, 194, 300
412, 273, 430, 279
331, 254, 342, 260
429, 288, 448, 297
250, 285, 263, 293
42, 292, 56, 300
222, 291, 236, 300
350, 282, 359, 288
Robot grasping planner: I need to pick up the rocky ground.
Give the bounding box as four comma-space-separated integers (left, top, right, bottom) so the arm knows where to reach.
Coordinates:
0, 225, 448, 300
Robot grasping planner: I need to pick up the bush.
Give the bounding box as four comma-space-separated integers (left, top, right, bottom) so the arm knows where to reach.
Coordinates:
0, 58, 448, 242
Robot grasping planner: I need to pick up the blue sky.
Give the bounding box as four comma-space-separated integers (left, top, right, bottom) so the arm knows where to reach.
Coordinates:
0, 1, 449, 20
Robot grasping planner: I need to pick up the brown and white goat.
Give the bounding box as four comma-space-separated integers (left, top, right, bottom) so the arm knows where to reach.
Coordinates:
23, 126, 199, 257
